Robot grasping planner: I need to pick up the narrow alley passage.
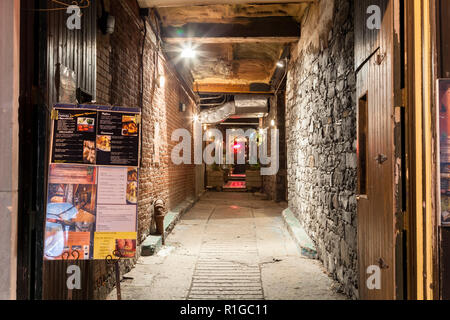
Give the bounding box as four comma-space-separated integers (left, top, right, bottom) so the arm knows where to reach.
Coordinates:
108, 192, 346, 300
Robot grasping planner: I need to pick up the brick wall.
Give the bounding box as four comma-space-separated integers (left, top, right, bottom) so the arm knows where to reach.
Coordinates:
93, 0, 198, 299
97, 0, 197, 238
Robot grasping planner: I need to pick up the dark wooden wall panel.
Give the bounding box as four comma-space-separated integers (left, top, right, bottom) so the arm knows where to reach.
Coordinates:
355, 0, 389, 70
43, 1, 97, 300
356, 0, 396, 299
47, 1, 96, 108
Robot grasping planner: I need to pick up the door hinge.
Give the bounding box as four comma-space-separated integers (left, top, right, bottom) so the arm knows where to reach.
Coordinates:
375, 154, 388, 164
378, 257, 389, 269
375, 53, 386, 65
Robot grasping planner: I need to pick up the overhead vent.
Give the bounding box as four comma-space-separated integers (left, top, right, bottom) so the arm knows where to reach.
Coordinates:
200, 95, 269, 124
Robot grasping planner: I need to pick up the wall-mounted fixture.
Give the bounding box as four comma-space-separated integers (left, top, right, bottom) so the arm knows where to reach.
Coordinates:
158, 75, 166, 88
99, 0, 115, 35
179, 103, 186, 112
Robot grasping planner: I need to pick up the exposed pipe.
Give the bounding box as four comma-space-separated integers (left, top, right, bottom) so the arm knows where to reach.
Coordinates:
199, 95, 227, 107
200, 103, 227, 107
274, 57, 289, 97
200, 95, 224, 101
219, 123, 259, 126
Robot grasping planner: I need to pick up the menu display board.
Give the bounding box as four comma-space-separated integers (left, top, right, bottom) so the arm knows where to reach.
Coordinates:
44, 105, 140, 260
52, 109, 98, 164
97, 112, 140, 166
438, 79, 450, 225
51, 106, 140, 166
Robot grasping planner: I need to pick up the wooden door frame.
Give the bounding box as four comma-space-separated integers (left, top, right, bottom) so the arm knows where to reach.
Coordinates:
404, 0, 418, 300
404, 0, 440, 300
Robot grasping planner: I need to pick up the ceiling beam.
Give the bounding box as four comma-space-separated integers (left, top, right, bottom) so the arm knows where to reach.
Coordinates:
162, 17, 300, 44
165, 37, 299, 44
138, 0, 315, 8
194, 83, 273, 94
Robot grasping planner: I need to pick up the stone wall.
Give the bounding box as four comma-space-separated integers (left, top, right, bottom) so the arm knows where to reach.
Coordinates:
286, 0, 358, 298
262, 90, 287, 202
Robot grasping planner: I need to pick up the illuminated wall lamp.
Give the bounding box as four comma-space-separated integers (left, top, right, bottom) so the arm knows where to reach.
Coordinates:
158, 75, 166, 88
276, 60, 285, 68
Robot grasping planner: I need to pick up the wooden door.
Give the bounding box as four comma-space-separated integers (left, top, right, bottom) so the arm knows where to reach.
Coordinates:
355, 0, 397, 299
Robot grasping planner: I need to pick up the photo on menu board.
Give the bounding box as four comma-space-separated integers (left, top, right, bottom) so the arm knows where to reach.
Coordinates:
122, 115, 139, 136
127, 167, 138, 204
44, 164, 97, 260
439, 79, 450, 225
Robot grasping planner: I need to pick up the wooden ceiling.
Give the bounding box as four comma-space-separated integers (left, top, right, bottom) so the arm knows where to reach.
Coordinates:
138, 2, 311, 93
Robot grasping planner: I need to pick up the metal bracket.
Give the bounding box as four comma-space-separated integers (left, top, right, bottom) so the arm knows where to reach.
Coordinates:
375, 53, 386, 65
375, 154, 388, 164
378, 257, 389, 269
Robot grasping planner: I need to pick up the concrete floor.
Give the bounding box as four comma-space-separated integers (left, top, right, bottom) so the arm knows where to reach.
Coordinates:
107, 192, 347, 300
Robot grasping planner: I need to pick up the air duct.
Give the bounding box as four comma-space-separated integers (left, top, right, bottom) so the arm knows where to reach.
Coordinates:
200, 95, 269, 124
201, 102, 235, 124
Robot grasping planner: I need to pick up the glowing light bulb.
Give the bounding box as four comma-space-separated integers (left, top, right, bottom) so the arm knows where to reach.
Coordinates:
158, 75, 166, 88
181, 46, 196, 59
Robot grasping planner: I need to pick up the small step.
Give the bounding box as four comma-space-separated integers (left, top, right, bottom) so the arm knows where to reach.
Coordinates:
282, 208, 318, 259
141, 198, 195, 256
